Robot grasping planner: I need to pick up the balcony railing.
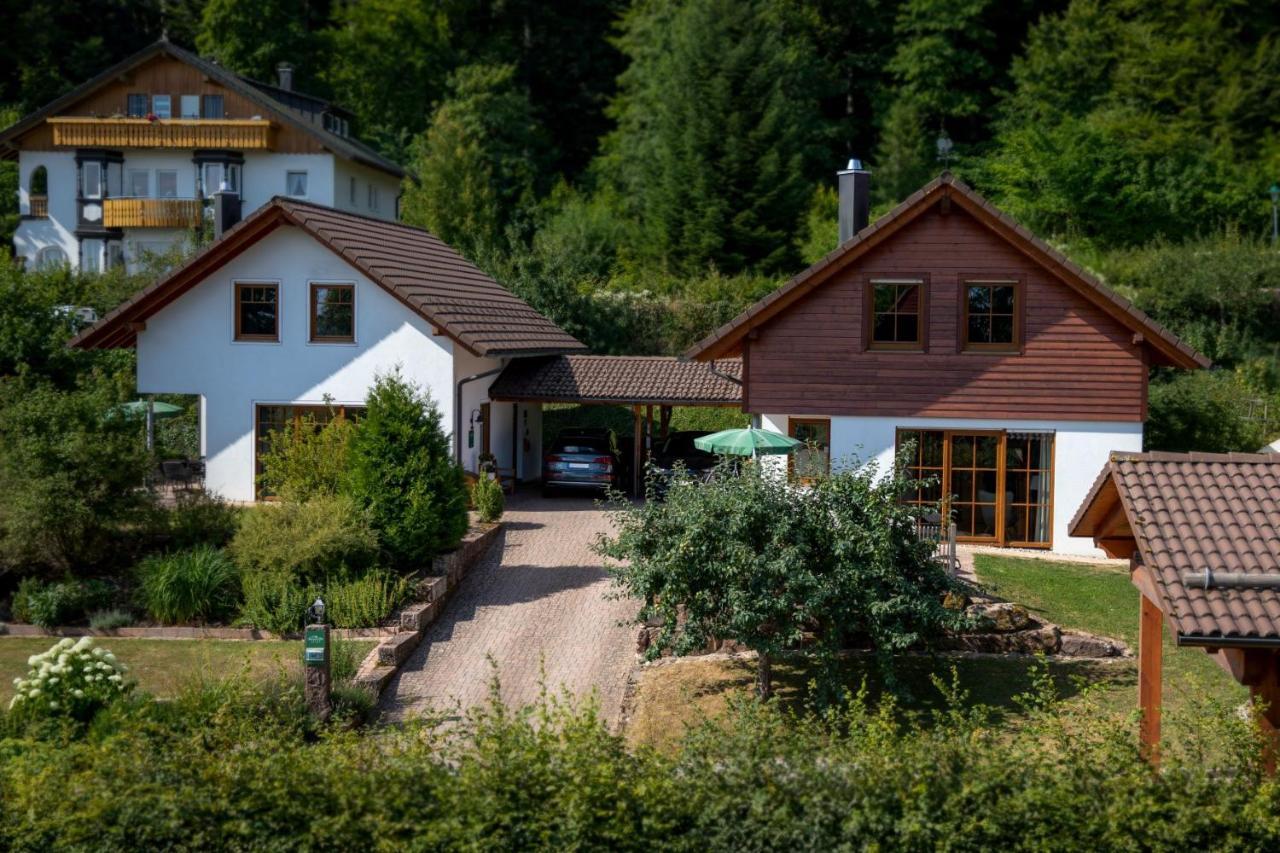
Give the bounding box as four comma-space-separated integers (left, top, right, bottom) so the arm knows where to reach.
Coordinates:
103, 197, 203, 229
48, 117, 275, 149
28, 195, 48, 218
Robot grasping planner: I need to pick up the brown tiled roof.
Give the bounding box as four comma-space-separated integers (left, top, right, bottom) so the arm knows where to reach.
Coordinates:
70, 198, 585, 357
684, 172, 1209, 371
488, 355, 743, 406
1070, 451, 1280, 644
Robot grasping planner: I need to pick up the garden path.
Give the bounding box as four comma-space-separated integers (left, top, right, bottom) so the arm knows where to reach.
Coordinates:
379, 492, 638, 727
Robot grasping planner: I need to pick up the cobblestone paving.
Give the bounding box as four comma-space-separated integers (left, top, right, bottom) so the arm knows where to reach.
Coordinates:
379, 492, 638, 725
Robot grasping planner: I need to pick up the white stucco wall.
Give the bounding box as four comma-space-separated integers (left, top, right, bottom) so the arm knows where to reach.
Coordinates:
242, 153, 335, 212
14, 152, 78, 267
136, 225, 457, 502
333, 158, 401, 221
761, 413, 1142, 556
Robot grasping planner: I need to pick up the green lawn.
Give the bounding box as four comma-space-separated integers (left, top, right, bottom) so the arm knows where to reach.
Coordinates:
0, 637, 374, 704
972, 554, 1246, 716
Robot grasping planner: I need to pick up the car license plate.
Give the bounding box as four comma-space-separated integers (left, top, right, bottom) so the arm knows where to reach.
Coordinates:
568, 462, 590, 469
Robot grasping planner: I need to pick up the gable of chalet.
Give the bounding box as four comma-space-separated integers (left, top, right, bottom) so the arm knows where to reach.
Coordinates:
685, 173, 1208, 370
0, 39, 403, 179
69, 197, 585, 357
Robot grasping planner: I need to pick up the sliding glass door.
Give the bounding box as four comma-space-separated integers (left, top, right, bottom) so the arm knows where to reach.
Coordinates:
898, 428, 1054, 547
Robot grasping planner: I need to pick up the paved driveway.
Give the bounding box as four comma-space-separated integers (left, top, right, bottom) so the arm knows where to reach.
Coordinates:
379, 492, 638, 725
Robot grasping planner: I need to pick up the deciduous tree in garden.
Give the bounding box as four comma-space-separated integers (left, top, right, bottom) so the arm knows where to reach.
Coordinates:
599, 456, 959, 699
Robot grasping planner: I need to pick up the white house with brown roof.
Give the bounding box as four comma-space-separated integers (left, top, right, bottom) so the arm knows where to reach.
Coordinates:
71, 197, 586, 501
0, 40, 404, 274
686, 168, 1210, 555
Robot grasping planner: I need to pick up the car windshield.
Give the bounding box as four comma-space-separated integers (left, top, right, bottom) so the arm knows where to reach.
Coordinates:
553, 440, 609, 455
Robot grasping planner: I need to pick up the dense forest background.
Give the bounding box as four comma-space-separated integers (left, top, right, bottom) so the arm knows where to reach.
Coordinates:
2, 0, 1280, 451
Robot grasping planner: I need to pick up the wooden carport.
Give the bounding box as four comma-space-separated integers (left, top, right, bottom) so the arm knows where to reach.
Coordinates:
1071, 451, 1280, 769
488, 354, 743, 495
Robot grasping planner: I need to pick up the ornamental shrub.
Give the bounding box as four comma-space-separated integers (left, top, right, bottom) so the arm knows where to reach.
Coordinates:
256, 412, 357, 501
158, 490, 241, 550
471, 474, 505, 522
348, 372, 468, 568
24, 578, 113, 629
229, 494, 379, 580
8, 637, 129, 722
135, 546, 240, 625
324, 570, 413, 629
237, 571, 317, 636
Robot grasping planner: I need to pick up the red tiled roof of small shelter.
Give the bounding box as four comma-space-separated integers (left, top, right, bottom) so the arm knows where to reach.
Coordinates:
1071, 451, 1280, 642
488, 355, 743, 406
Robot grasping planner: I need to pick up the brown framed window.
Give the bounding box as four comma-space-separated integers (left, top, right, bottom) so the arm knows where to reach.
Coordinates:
788, 418, 831, 481
963, 282, 1018, 350
1003, 432, 1054, 546
235, 283, 279, 342
898, 429, 945, 509
310, 283, 355, 342
870, 281, 923, 349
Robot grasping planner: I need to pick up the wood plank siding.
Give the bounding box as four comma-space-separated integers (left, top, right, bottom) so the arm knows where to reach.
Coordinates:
747, 205, 1148, 421
12, 55, 322, 154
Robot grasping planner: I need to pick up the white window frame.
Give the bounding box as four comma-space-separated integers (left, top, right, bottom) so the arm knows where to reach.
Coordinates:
156, 170, 178, 199
81, 162, 102, 199
81, 239, 103, 273
35, 246, 68, 270
127, 169, 150, 198
180, 95, 200, 119
152, 95, 172, 119
286, 170, 308, 198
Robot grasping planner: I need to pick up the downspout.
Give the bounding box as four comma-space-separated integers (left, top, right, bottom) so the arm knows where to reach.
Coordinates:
455, 364, 504, 468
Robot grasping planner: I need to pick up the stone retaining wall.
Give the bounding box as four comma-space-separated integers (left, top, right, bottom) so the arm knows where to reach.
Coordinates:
0, 623, 396, 641
353, 521, 502, 697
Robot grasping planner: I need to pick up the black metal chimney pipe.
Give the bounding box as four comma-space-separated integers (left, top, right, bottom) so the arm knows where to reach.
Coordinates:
213, 189, 241, 240
837, 159, 871, 244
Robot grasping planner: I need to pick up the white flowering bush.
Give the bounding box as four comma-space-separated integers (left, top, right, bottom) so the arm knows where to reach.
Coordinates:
9, 637, 130, 721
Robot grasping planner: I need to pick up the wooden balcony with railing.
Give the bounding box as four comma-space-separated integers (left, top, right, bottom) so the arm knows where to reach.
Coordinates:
103, 198, 203, 229
48, 117, 275, 150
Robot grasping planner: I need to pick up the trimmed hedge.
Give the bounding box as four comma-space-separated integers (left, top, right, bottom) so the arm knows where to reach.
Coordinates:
0, 671, 1277, 850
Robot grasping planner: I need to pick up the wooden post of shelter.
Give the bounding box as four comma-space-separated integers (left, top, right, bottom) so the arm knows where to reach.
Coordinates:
660, 405, 672, 441
632, 404, 643, 496
1138, 590, 1163, 763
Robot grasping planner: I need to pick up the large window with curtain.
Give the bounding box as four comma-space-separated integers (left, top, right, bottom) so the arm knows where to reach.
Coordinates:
896, 428, 1054, 547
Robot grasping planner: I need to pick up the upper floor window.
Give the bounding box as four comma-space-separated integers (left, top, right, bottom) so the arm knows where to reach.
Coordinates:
156, 170, 178, 199
201, 94, 224, 119
81, 162, 102, 199
81, 238, 103, 273
235, 283, 279, 342
127, 93, 148, 118
201, 162, 240, 196
180, 95, 200, 119
152, 95, 172, 119
368, 183, 380, 212
29, 166, 48, 217
310, 284, 355, 342
869, 280, 923, 349
349, 176, 357, 205
127, 169, 149, 198
286, 171, 308, 198
963, 282, 1018, 350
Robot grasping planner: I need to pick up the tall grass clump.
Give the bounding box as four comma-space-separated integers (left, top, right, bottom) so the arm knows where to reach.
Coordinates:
136, 546, 239, 625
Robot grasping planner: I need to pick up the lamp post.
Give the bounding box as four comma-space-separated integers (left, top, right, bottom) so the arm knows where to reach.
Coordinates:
1270, 183, 1279, 247
303, 597, 331, 721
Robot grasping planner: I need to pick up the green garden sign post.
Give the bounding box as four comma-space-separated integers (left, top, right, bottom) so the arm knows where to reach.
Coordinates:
304, 598, 332, 721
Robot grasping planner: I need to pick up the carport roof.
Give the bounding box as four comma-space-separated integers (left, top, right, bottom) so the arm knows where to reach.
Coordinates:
489, 355, 743, 406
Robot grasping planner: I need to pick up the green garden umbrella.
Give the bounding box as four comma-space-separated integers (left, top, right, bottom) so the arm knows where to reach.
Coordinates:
111, 400, 184, 418
694, 427, 801, 457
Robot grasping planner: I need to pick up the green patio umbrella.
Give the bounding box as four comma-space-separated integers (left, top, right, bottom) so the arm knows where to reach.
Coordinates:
111, 400, 184, 418
694, 427, 801, 457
